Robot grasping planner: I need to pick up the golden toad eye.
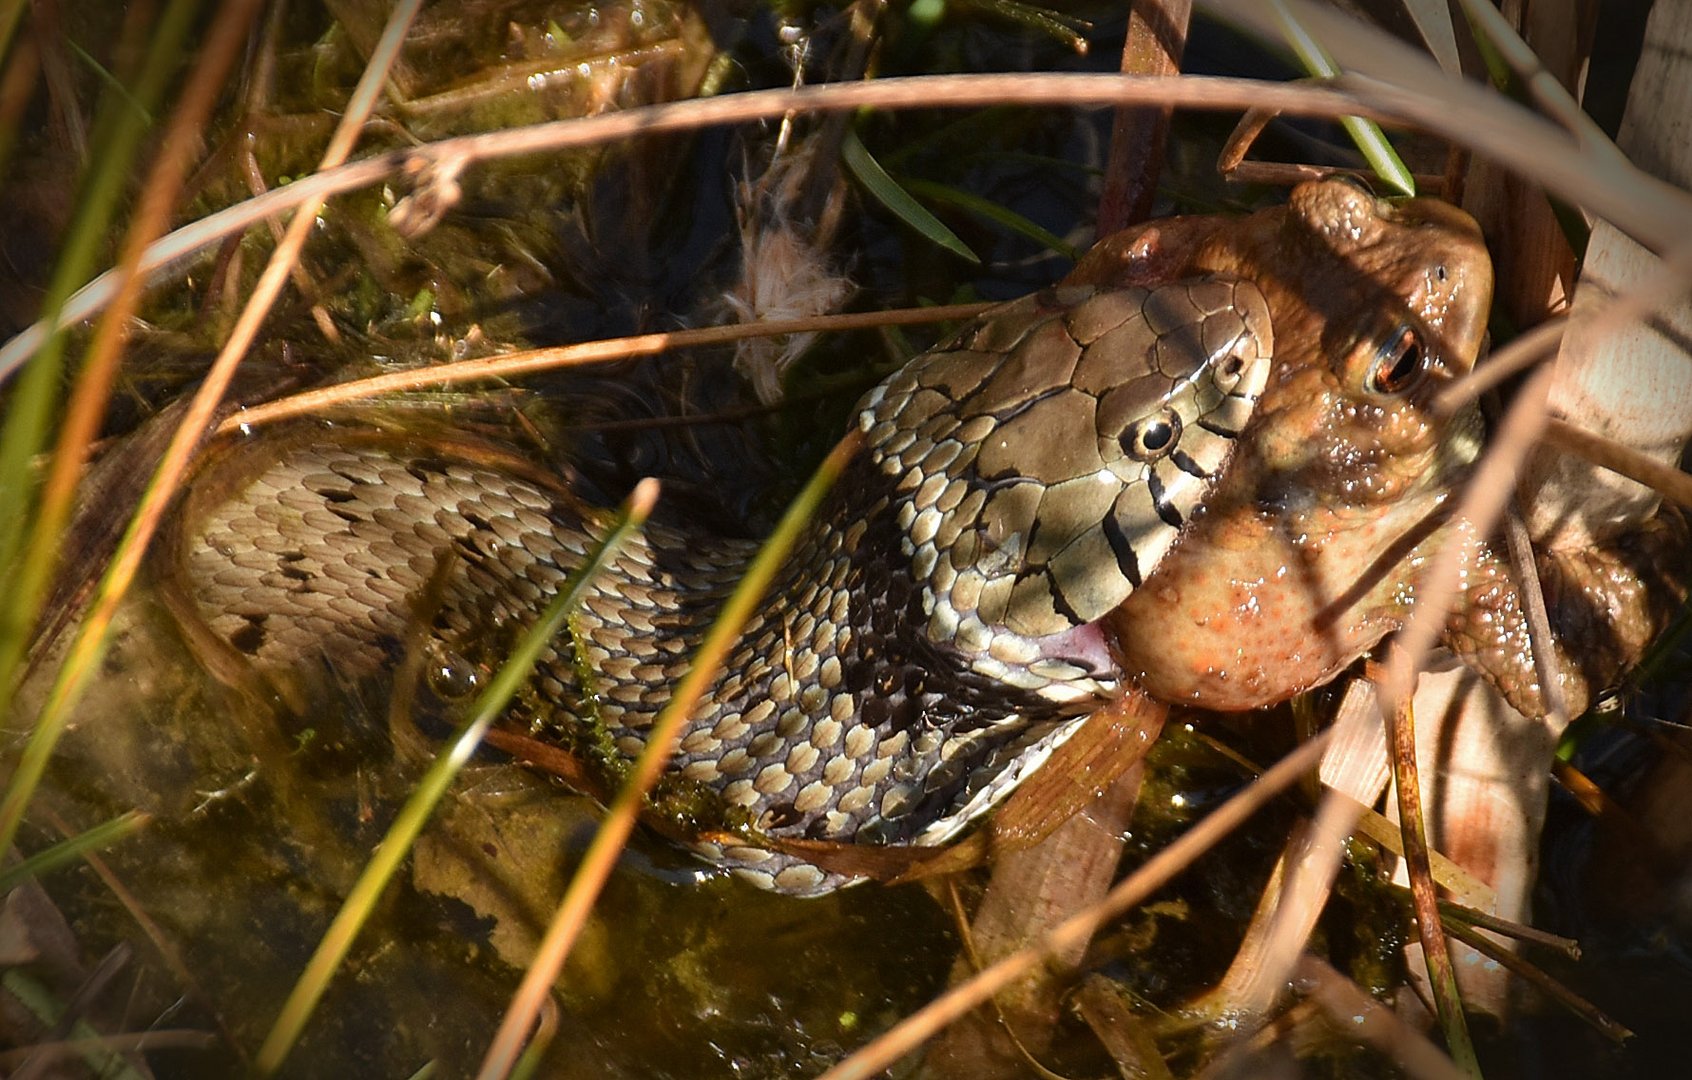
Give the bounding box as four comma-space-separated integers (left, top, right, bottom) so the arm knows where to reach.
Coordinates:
1366, 324, 1425, 395
1122, 409, 1182, 462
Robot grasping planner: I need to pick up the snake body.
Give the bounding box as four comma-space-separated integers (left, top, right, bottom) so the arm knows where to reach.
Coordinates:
170, 278, 1272, 894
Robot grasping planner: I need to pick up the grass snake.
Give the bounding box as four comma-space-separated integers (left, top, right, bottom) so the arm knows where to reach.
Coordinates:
166, 277, 1272, 894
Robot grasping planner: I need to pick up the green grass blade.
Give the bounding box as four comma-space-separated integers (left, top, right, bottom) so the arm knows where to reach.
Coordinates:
0, 809, 149, 892
253, 481, 657, 1076
476, 433, 860, 1080
1268, 0, 1415, 196
0, 0, 26, 74
900, 177, 1081, 260
0, 0, 202, 689
2, 970, 153, 1080
842, 128, 980, 263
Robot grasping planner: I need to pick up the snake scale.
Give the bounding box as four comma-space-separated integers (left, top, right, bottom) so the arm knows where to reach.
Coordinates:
168, 278, 1273, 894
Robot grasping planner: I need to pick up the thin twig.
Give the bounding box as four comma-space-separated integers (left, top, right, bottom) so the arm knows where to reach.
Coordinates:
9, 63, 1692, 381
214, 303, 995, 435
1542, 417, 1692, 512
1438, 920, 1631, 1043
817, 730, 1331, 1080
1096, 0, 1192, 235
1379, 365, 1557, 717
1388, 682, 1478, 1074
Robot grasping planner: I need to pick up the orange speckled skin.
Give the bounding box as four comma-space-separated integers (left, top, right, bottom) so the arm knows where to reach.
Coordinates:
1073, 180, 1494, 711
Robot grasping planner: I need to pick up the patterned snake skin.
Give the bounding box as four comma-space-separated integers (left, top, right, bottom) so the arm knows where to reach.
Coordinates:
167, 278, 1273, 894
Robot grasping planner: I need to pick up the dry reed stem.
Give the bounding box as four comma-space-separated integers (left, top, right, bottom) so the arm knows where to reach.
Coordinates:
1542, 418, 1692, 512
212, 303, 994, 435
0, 0, 423, 863
1389, 678, 1477, 1072
817, 731, 1330, 1080
1378, 365, 1557, 716
1434, 318, 1565, 414
4, 0, 264, 684
1437, 919, 1630, 1043
1096, 0, 1192, 234
9, 56, 1692, 381
1295, 956, 1467, 1080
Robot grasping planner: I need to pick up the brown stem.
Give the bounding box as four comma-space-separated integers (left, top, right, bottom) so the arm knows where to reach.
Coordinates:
1095, 0, 1192, 236
1389, 681, 1479, 1074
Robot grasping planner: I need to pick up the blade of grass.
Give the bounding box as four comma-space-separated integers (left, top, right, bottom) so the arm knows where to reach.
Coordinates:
255, 480, 657, 1075
900, 178, 1081, 259
0, 809, 149, 892
0, 0, 202, 661
1, 970, 154, 1080
1266, 0, 1414, 195
474, 431, 862, 1080
841, 127, 980, 263
0, 0, 422, 870
0, 0, 263, 733
958, 0, 1091, 52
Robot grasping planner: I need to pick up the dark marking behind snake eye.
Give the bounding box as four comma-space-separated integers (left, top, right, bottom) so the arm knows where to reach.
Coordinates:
1146, 470, 1184, 528
1172, 449, 1208, 479
1100, 513, 1143, 588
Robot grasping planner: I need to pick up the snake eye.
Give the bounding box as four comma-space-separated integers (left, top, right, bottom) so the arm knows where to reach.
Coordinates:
1122, 409, 1182, 462
1366, 324, 1425, 395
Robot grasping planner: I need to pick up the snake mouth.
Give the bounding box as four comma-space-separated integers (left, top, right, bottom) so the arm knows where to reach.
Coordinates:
1030, 618, 1121, 682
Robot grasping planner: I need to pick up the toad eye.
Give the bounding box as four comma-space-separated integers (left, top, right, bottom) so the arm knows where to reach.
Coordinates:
1121, 409, 1182, 462
1366, 324, 1425, 395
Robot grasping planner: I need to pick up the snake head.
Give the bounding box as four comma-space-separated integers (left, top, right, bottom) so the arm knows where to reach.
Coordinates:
855, 277, 1272, 700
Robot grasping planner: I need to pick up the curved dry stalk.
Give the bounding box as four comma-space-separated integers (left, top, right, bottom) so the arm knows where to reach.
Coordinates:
817, 731, 1330, 1080
9, 59, 1692, 382
212, 303, 994, 435
1295, 956, 1467, 1080
1434, 319, 1566, 415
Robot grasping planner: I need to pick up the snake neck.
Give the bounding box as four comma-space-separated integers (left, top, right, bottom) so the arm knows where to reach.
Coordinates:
525, 451, 1116, 874
171, 432, 1115, 893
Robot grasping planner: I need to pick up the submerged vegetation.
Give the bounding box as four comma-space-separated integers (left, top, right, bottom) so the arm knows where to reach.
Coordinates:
0, 1, 1688, 1077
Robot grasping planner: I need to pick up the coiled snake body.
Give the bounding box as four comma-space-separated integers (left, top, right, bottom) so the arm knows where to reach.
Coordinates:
170, 279, 1272, 894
